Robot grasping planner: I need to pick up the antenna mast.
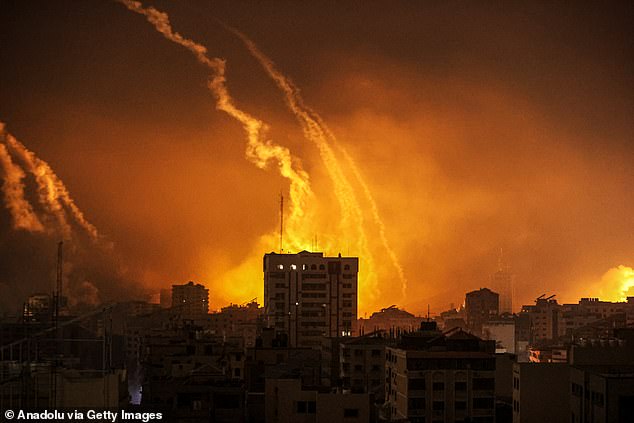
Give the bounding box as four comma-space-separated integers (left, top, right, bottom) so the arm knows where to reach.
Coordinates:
279, 192, 284, 253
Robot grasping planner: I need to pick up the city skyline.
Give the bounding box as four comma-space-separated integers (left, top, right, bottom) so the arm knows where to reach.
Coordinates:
1, 1, 633, 316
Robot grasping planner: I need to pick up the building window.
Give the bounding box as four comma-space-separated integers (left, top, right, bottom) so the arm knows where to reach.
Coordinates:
277, 264, 284, 270
344, 264, 350, 270
473, 378, 494, 390
343, 408, 359, 418
319, 264, 325, 270
455, 381, 467, 391
409, 378, 426, 390
473, 398, 494, 409
432, 382, 444, 391
296, 400, 316, 414
432, 401, 444, 410
455, 401, 467, 410
408, 398, 425, 410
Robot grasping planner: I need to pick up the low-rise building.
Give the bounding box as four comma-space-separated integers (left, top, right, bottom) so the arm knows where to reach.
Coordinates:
265, 378, 370, 423
385, 322, 496, 423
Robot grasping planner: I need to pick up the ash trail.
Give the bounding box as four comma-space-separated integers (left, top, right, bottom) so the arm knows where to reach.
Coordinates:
225, 26, 407, 299
117, 0, 314, 251
0, 122, 98, 240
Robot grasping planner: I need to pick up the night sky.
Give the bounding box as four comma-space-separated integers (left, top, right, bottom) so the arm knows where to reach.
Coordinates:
1, 0, 632, 315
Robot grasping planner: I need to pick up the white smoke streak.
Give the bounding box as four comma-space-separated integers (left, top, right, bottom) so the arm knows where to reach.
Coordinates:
0, 124, 45, 232
117, 0, 314, 250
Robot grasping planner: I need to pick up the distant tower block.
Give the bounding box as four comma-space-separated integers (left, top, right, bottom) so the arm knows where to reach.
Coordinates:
171, 281, 209, 319
491, 249, 514, 314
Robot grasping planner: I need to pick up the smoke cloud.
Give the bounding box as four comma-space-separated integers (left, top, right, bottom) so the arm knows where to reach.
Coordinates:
0, 123, 146, 314
0, 126, 44, 232
2, 1, 631, 315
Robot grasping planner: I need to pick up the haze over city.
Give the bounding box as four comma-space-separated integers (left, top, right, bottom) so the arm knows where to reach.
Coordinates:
1, 0, 633, 316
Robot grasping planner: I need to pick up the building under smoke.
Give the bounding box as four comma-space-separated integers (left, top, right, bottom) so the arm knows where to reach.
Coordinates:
171, 281, 209, 320
263, 251, 358, 347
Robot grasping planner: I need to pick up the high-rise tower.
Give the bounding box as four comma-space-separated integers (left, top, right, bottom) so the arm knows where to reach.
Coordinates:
490, 249, 513, 314
263, 251, 358, 347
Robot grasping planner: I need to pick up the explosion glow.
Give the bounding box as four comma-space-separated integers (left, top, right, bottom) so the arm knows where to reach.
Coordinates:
1, 1, 632, 315
117, 0, 407, 310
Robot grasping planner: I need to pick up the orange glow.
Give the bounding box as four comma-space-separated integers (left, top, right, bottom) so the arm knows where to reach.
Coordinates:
592, 266, 634, 302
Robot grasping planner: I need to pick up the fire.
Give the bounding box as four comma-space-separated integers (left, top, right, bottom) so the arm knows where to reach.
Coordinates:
595, 265, 634, 302
118, 0, 409, 313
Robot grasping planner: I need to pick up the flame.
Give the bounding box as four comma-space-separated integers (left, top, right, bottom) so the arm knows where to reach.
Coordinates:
118, 0, 409, 312
226, 26, 409, 302
593, 265, 634, 302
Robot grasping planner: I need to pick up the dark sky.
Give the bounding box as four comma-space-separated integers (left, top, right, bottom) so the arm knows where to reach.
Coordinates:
1, 0, 632, 314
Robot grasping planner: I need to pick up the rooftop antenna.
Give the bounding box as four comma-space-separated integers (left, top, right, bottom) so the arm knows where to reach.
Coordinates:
279, 191, 284, 253
427, 304, 430, 321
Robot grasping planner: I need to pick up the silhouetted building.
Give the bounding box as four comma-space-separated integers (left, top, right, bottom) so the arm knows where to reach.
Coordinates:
265, 378, 371, 423
570, 365, 634, 423
490, 256, 513, 314
520, 294, 560, 342
512, 362, 570, 423
358, 305, 423, 334
263, 251, 358, 348
340, 332, 389, 403
465, 288, 499, 336
385, 322, 496, 422
22, 293, 52, 323
208, 301, 263, 348
171, 281, 209, 320
482, 316, 515, 353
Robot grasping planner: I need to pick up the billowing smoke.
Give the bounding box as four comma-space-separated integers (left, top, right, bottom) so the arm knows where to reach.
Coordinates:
0, 122, 98, 241
117, 0, 408, 310
0, 129, 44, 232
225, 26, 407, 301
117, 0, 315, 257
0, 123, 146, 314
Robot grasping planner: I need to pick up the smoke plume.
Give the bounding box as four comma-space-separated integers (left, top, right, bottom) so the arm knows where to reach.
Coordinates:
0, 126, 44, 232
225, 26, 407, 300
118, 0, 315, 253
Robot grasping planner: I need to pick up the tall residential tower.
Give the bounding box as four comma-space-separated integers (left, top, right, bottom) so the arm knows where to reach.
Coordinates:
263, 251, 358, 347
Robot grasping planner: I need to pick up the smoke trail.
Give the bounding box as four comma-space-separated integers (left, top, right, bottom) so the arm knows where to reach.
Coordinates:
317, 116, 408, 295
0, 124, 45, 232
3, 126, 98, 240
226, 27, 406, 298
117, 0, 314, 251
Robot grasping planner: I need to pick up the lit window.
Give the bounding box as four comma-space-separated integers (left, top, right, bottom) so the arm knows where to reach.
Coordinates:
291, 264, 297, 270
277, 264, 284, 270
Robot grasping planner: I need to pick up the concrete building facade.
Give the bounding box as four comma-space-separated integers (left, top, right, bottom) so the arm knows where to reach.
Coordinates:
263, 251, 358, 348
171, 281, 209, 320
385, 322, 497, 423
